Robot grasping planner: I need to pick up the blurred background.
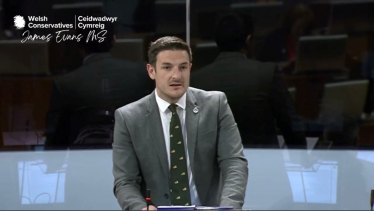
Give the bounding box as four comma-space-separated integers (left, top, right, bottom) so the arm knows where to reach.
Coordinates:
1, 0, 374, 210
1, 0, 374, 151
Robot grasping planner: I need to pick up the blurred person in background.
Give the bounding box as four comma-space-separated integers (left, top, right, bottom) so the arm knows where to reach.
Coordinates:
192, 12, 310, 209
191, 12, 307, 149
258, 4, 314, 73
45, 14, 153, 149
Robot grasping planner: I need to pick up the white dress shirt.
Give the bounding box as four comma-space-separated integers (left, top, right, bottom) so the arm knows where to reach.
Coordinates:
155, 89, 201, 206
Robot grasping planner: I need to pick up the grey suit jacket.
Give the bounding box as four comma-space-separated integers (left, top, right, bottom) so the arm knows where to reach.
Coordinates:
112, 87, 248, 210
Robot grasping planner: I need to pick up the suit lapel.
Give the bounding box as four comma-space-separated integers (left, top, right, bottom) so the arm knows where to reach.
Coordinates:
185, 88, 199, 170
146, 91, 169, 179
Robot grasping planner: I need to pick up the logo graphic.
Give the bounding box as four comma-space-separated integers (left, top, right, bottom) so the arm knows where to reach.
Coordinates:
14, 15, 26, 29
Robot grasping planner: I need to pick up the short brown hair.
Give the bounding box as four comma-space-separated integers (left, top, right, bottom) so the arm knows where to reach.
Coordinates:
148, 36, 192, 65
282, 4, 314, 33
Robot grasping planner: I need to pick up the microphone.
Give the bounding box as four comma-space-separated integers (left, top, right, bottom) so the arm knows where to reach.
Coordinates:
146, 189, 151, 211
371, 189, 374, 211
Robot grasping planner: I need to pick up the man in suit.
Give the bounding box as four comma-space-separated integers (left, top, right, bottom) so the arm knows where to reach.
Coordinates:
112, 36, 248, 210
258, 4, 314, 73
191, 12, 306, 148
45, 16, 153, 148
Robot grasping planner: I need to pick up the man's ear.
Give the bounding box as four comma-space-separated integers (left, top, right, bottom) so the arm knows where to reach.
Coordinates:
147, 64, 156, 80
245, 34, 252, 46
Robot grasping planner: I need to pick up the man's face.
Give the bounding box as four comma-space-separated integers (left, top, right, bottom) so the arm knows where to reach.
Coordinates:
147, 50, 191, 103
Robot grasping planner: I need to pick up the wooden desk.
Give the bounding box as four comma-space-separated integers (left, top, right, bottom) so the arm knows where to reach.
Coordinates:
0, 77, 54, 147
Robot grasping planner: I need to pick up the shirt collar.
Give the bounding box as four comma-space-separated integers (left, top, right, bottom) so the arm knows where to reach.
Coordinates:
83, 53, 98, 64
155, 89, 186, 113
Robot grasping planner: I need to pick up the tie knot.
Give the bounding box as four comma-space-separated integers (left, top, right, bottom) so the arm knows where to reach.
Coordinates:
168, 104, 178, 113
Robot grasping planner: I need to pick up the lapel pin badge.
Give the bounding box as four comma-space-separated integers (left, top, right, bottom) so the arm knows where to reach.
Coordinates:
193, 106, 199, 114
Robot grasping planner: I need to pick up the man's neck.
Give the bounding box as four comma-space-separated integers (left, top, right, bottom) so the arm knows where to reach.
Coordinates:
155, 88, 183, 104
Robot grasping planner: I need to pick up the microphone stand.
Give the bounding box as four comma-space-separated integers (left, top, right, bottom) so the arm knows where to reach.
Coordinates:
146, 189, 151, 211
371, 189, 374, 211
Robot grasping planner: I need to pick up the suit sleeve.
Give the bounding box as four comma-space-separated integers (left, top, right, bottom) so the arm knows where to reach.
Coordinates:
113, 109, 147, 210
44, 81, 70, 149
216, 93, 248, 209
269, 67, 307, 149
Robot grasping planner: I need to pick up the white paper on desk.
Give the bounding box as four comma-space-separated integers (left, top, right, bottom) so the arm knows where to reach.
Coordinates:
157, 205, 196, 210
195, 206, 233, 210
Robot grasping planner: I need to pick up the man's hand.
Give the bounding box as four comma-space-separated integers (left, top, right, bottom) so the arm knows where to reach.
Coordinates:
142, 205, 157, 210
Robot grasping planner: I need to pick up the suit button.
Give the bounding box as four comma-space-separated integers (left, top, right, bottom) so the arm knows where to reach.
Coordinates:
164, 194, 169, 199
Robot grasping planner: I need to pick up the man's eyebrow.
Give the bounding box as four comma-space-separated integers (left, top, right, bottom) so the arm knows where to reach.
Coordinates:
161, 62, 173, 65
161, 62, 189, 65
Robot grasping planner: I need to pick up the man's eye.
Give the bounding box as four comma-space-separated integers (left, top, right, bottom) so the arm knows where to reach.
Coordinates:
163, 66, 172, 70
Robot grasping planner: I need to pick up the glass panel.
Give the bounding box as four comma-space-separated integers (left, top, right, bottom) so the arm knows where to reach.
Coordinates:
0, 0, 186, 151
0, 149, 373, 209
189, 0, 374, 150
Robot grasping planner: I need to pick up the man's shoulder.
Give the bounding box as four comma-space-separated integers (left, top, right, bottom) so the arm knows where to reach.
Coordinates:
236, 58, 277, 72
53, 70, 77, 88
54, 57, 146, 88
87, 56, 143, 70
196, 57, 276, 73
108, 57, 143, 67
188, 87, 225, 101
70, 56, 143, 74
115, 93, 150, 116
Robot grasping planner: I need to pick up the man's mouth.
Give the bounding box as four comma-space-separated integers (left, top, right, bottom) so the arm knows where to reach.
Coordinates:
170, 83, 182, 87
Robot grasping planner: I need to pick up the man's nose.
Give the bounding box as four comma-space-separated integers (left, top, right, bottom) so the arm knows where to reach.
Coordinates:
171, 68, 182, 78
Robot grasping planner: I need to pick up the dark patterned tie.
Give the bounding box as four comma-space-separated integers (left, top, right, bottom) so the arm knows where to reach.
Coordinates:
168, 104, 191, 206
